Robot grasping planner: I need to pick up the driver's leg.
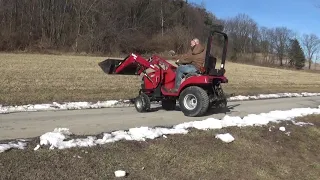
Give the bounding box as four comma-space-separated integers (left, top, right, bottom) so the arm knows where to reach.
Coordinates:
174, 65, 184, 90
174, 64, 197, 90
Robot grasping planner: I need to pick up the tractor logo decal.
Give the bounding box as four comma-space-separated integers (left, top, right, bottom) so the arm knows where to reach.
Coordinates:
131, 53, 138, 60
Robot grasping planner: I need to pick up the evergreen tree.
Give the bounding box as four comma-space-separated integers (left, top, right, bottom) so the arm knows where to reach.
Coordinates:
289, 39, 306, 69
288, 39, 295, 67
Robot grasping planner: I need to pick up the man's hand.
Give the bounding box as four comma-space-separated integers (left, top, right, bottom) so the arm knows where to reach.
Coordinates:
175, 59, 181, 65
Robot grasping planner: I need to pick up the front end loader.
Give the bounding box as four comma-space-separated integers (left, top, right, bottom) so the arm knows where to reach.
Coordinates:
98, 30, 229, 117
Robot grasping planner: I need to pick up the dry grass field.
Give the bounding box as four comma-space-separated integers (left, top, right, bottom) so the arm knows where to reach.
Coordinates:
0, 53, 320, 105
1, 115, 319, 179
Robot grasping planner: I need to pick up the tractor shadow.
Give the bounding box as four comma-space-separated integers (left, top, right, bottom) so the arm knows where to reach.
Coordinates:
204, 104, 240, 116
149, 103, 240, 116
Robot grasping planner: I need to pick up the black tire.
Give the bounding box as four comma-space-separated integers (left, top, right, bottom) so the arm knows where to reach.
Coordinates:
178, 86, 209, 117
161, 99, 176, 111
134, 93, 151, 112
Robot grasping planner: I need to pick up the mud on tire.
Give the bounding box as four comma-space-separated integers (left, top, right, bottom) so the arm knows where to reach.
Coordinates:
179, 86, 209, 117
134, 93, 151, 112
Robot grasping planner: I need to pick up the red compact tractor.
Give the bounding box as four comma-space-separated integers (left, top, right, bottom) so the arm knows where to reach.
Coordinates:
99, 31, 229, 117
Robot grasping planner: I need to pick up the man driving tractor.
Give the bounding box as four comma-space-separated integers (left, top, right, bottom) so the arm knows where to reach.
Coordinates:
171, 38, 206, 92
98, 30, 229, 116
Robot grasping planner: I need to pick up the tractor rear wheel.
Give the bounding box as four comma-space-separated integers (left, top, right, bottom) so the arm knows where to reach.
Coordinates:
179, 86, 209, 117
134, 93, 151, 112
161, 99, 176, 111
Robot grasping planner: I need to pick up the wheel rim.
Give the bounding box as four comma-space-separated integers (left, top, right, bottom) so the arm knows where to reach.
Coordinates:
136, 98, 142, 109
183, 94, 197, 110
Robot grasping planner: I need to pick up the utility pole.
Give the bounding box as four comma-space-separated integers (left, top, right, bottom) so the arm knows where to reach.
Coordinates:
160, 0, 164, 36
181, 0, 187, 27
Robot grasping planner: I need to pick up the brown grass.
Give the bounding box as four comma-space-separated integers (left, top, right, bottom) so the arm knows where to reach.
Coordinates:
1, 53, 320, 106
0, 115, 319, 180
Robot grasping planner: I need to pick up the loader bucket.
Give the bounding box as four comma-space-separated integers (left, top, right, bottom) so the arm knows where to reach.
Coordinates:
98, 58, 123, 74
98, 56, 139, 75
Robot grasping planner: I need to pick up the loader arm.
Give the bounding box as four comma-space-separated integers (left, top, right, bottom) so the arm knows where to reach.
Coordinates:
99, 53, 159, 75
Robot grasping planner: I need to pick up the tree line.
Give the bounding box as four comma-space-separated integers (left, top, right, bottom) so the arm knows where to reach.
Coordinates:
0, 0, 319, 69
222, 13, 319, 69
0, 0, 220, 55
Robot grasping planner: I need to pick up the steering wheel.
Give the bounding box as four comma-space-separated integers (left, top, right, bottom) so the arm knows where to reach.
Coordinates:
175, 60, 189, 66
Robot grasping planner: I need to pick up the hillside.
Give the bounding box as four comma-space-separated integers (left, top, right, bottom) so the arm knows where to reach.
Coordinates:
0, 0, 319, 70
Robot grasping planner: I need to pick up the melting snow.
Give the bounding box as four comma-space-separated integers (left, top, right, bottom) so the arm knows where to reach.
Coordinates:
33, 106, 320, 151
215, 133, 235, 143
0, 100, 125, 114
34, 144, 40, 151
1, 106, 320, 153
292, 121, 314, 126
285, 132, 291, 136
279, 127, 286, 131
115, 170, 126, 177
229, 92, 320, 101
1, 92, 319, 114
36, 127, 188, 150
0, 141, 27, 153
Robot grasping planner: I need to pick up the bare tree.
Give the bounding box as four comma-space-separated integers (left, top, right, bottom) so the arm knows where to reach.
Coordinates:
301, 33, 320, 69
223, 13, 259, 61
259, 27, 272, 63
271, 27, 293, 66
2, 0, 303, 63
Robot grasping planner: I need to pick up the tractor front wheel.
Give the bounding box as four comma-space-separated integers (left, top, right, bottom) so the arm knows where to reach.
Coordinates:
134, 93, 151, 112
179, 86, 209, 117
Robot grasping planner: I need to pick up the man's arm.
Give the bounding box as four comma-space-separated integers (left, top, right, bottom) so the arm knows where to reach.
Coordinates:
177, 56, 193, 64
175, 49, 193, 64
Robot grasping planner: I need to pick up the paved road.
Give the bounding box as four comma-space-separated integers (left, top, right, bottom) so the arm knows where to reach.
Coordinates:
1, 96, 320, 140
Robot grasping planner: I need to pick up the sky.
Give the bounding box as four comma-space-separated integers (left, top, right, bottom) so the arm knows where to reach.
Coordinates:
188, 0, 320, 37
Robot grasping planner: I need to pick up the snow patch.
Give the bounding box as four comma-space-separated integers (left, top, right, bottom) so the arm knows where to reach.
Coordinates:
279, 127, 286, 131
163, 135, 167, 138
39, 128, 73, 149
0, 100, 126, 114
34, 106, 320, 151
285, 132, 291, 136
292, 121, 314, 126
215, 133, 235, 143
1, 106, 320, 153
228, 92, 320, 101
34, 144, 40, 151
37, 127, 188, 150
115, 170, 126, 177
0, 141, 27, 153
